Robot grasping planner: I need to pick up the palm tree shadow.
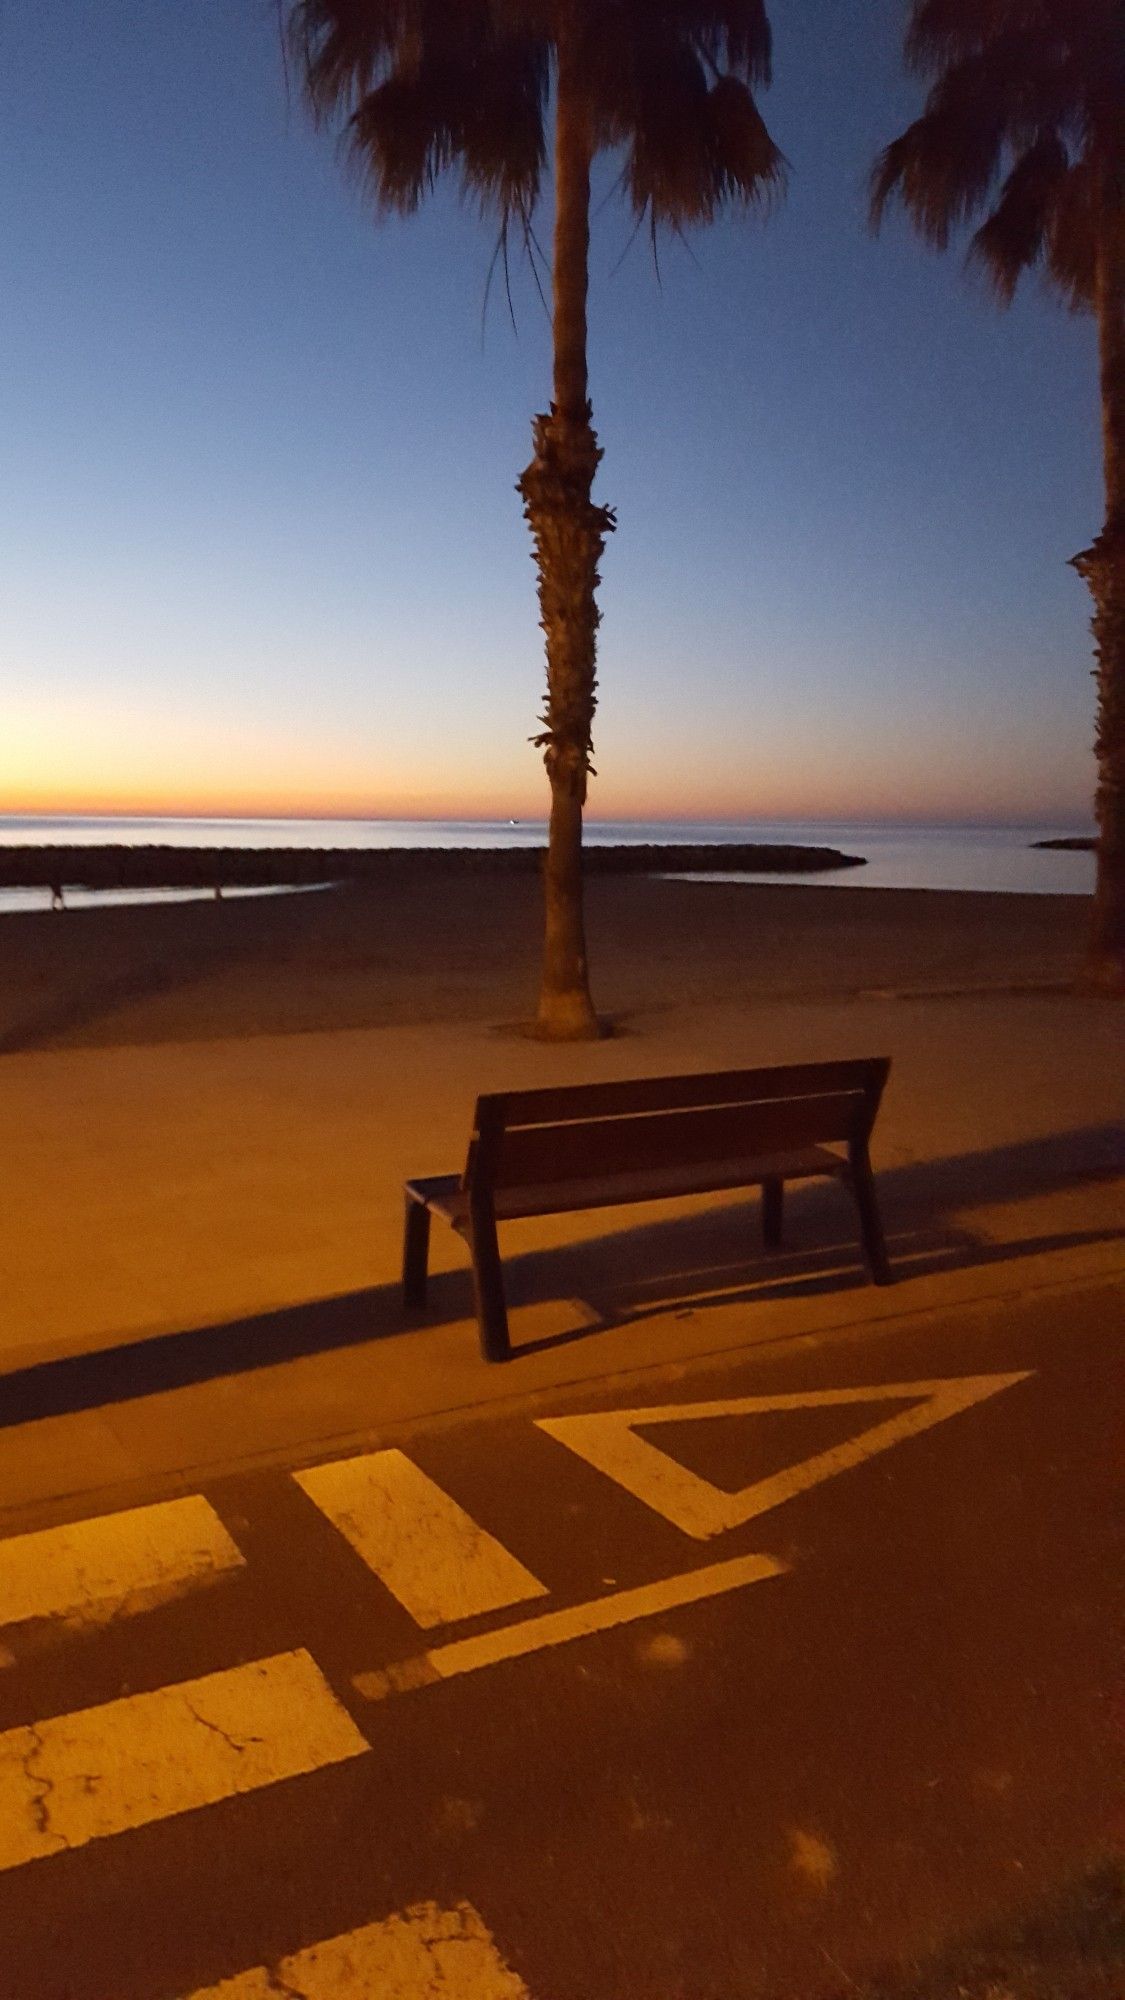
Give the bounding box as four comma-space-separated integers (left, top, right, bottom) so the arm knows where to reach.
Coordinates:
0, 1125, 1119, 1423
0, 900, 271, 1056
0, 960, 204, 1056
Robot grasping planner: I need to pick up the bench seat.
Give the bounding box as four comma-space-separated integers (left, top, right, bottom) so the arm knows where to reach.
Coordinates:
406, 1144, 847, 1229
401, 1058, 892, 1360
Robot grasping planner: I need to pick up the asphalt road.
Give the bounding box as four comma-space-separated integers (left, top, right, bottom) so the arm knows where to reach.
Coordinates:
0, 1278, 1120, 2000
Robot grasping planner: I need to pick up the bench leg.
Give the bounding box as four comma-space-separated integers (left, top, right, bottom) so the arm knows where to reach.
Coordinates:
761, 1176, 783, 1249
468, 1200, 511, 1363
849, 1149, 891, 1285
402, 1195, 431, 1309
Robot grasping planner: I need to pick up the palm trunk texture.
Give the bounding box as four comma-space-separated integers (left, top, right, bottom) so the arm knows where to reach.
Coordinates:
1072, 209, 1125, 991
518, 15, 615, 1037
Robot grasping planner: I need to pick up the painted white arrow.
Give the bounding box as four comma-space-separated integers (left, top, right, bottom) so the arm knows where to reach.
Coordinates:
537, 1372, 1032, 1540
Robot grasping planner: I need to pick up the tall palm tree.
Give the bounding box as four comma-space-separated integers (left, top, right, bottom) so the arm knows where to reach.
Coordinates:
872, 0, 1125, 992
290, 0, 784, 1035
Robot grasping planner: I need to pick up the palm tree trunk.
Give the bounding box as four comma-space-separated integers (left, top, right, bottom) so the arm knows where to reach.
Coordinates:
1072, 209, 1125, 991
518, 6, 615, 1038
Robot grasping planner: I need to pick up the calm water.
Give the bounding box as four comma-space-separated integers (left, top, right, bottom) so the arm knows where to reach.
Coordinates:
0, 814, 1095, 914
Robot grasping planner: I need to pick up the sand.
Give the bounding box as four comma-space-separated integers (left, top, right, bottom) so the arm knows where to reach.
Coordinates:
0, 870, 1091, 1055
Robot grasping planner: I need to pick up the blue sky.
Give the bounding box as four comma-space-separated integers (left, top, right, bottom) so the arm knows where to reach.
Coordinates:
0, 0, 1102, 825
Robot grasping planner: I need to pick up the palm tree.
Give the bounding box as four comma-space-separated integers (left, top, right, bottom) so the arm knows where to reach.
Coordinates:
289, 0, 784, 1035
872, 0, 1125, 992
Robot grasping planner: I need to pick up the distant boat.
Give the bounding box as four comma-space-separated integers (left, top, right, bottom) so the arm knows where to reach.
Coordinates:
508, 818, 520, 825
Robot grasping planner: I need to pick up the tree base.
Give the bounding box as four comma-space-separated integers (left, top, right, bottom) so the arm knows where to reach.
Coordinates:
490, 1013, 627, 1042
532, 997, 613, 1041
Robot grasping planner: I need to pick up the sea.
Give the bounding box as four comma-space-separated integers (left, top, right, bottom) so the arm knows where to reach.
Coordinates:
0, 814, 1096, 915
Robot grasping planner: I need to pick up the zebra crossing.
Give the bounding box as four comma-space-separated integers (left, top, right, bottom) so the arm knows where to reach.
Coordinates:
0, 1448, 557, 1882
176, 1901, 530, 1999
0, 1369, 1032, 1997
0, 1448, 555, 1996
0, 1492, 245, 1632
0, 1649, 367, 1873
293, 1447, 548, 1628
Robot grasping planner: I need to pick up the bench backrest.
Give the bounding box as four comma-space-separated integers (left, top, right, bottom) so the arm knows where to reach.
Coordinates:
462, 1058, 890, 1196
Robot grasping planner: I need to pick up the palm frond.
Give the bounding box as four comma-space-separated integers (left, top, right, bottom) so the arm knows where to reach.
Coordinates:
586, 13, 781, 227
871, 107, 1005, 245
1044, 156, 1105, 307
489, 0, 552, 36
291, 0, 782, 236
459, 41, 549, 217
492, 0, 774, 84
663, 2, 774, 86
907, 0, 1117, 82
348, 64, 459, 212
619, 37, 714, 223
291, 0, 408, 118
877, 0, 1115, 313
968, 130, 1069, 297
905, 0, 1034, 73
295, 1, 548, 221
930, 33, 1075, 150
627, 60, 781, 223
707, 75, 786, 207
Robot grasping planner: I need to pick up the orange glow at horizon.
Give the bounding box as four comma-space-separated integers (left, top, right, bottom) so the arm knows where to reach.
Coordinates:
3, 766, 1091, 828
4, 689, 1092, 828
1, 696, 560, 823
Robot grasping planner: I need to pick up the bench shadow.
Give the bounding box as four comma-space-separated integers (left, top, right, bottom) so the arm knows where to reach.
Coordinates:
508, 1224, 1119, 1359
505, 1122, 1122, 1352
1, 1125, 1120, 1427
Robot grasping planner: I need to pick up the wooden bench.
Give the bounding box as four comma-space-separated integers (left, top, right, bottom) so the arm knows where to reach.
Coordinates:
403, 1057, 892, 1363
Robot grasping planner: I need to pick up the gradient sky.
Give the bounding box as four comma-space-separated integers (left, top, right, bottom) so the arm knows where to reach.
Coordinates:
0, 0, 1103, 825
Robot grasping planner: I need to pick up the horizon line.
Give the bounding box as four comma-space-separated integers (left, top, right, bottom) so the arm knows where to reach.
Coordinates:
0, 807, 1095, 833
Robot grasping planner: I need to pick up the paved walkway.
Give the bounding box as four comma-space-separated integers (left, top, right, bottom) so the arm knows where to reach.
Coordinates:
0, 1280, 1119, 1999
2, 993, 1122, 1521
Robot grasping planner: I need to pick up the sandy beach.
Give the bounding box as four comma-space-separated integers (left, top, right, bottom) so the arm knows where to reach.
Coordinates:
0, 870, 1091, 1055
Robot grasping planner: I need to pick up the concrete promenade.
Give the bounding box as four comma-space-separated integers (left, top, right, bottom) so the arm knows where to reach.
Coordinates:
3, 988, 1120, 1522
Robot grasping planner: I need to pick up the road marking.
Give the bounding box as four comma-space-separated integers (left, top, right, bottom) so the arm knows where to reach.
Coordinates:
0, 1495, 244, 1633
295, 1448, 546, 1629
0, 1649, 368, 1873
355, 1550, 786, 1701
180, 1899, 530, 1997
537, 1373, 1032, 1539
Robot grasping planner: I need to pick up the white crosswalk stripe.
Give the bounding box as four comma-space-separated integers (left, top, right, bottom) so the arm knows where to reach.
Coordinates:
294, 1447, 547, 1629
179, 1900, 530, 1998
0, 1650, 368, 1872
0, 1494, 244, 1633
